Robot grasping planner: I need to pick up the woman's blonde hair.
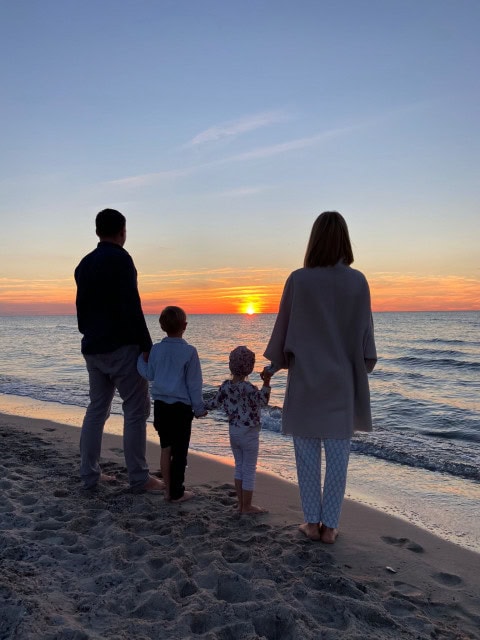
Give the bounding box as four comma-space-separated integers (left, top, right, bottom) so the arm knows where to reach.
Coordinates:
304, 211, 354, 268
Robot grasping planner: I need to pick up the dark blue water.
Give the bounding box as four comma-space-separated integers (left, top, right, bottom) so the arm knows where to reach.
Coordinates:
0, 312, 479, 482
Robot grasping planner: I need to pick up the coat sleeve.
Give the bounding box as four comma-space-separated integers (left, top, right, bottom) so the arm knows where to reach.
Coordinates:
363, 279, 377, 373
264, 274, 294, 369
364, 314, 377, 373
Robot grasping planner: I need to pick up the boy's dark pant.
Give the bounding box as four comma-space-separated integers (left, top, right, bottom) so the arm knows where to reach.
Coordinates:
153, 400, 193, 500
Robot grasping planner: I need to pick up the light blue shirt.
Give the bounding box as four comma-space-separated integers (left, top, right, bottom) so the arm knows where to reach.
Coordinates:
137, 337, 205, 416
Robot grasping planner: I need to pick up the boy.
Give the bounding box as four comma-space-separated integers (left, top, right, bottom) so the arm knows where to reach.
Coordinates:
137, 306, 206, 502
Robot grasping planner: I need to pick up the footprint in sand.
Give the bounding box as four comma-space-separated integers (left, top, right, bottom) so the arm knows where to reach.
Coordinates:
42, 427, 56, 432
381, 536, 424, 553
392, 580, 424, 598
432, 572, 462, 587
109, 447, 124, 455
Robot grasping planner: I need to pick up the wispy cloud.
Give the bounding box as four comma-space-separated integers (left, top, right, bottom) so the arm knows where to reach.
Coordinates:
186, 110, 291, 147
226, 126, 356, 162
107, 126, 348, 189
107, 167, 193, 188
107, 106, 416, 189
214, 186, 269, 198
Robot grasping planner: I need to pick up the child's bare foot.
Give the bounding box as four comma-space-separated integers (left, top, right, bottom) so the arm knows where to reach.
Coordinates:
320, 526, 339, 544
171, 490, 194, 503
299, 522, 321, 541
241, 504, 268, 515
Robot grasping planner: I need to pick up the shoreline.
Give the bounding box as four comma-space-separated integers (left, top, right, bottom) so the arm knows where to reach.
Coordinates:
2, 392, 479, 554
1, 402, 480, 637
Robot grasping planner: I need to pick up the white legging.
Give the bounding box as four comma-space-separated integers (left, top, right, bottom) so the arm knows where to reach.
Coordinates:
293, 436, 351, 528
229, 426, 260, 491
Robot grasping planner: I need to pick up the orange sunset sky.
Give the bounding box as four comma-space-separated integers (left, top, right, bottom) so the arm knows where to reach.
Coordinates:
0, 269, 478, 316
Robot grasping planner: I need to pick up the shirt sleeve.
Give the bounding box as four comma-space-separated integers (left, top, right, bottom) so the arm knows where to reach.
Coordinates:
259, 385, 271, 406
204, 383, 226, 411
137, 353, 149, 379
186, 348, 205, 416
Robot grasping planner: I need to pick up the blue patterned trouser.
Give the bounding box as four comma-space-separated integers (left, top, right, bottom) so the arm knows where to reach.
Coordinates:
293, 436, 351, 528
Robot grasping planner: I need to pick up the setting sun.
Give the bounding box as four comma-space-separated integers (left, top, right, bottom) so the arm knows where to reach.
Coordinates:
244, 303, 256, 315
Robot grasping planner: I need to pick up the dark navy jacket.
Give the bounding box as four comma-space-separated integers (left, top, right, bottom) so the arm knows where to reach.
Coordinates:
74, 241, 153, 355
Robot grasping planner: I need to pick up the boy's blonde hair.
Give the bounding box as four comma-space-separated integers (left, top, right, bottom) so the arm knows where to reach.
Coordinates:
159, 306, 187, 334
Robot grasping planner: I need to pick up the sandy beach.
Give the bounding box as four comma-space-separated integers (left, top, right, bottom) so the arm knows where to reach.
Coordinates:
1, 410, 479, 639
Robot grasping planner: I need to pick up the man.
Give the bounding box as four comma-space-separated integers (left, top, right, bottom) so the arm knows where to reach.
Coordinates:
75, 208, 163, 492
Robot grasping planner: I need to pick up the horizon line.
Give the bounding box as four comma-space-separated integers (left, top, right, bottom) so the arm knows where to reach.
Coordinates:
1, 309, 479, 318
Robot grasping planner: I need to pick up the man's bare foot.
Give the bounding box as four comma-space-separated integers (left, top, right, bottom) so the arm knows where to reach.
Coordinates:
142, 476, 165, 494
151, 469, 163, 478
241, 504, 268, 515
299, 522, 321, 541
100, 473, 116, 483
171, 490, 194, 503
320, 526, 339, 544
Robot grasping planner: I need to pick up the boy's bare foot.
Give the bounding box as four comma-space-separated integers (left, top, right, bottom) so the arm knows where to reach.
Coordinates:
142, 476, 165, 494
171, 490, 194, 503
241, 505, 268, 515
299, 522, 321, 541
320, 526, 339, 544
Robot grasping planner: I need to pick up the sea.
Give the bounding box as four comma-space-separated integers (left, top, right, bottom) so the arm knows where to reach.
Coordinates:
1, 312, 479, 552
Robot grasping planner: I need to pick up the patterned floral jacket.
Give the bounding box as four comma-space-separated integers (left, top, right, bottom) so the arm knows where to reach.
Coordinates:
205, 380, 270, 430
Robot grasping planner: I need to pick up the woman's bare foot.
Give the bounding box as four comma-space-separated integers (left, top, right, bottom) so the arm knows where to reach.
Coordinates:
171, 490, 194, 503
241, 504, 268, 515
320, 526, 339, 544
299, 522, 321, 541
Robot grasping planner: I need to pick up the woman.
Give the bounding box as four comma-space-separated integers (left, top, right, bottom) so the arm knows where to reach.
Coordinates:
263, 211, 377, 543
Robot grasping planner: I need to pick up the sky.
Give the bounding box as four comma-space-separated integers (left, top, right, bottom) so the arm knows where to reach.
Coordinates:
1, 0, 479, 315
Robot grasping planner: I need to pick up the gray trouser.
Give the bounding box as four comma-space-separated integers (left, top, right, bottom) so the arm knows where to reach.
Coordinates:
80, 345, 151, 489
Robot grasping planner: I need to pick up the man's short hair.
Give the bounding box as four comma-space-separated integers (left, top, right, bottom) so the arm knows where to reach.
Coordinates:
160, 306, 187, 334
95, 209, 126, 238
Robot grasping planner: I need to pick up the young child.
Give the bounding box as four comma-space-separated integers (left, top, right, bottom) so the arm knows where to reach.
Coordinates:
205, 346, 271, 514
137, 306, 206, 502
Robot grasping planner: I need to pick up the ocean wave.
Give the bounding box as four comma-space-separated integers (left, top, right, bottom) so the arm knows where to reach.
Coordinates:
351, 436, 480, 482
393, 356, 480, 371
420, 337, 480, 347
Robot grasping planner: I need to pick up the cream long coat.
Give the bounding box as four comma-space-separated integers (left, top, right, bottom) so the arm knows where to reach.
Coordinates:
264, 263, 377, 439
